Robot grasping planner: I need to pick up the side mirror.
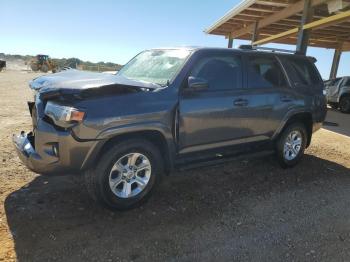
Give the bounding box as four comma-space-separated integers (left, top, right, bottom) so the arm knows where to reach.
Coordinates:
187, 76, 208, 91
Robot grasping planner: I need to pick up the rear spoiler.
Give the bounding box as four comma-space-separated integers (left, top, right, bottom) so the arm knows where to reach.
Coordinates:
308, 56, 317, 63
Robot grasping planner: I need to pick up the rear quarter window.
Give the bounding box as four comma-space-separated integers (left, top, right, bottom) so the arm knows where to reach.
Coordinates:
282, 57, 323, 87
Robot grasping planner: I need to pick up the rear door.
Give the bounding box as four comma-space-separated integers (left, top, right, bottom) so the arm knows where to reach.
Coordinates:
241, 53, 294, 138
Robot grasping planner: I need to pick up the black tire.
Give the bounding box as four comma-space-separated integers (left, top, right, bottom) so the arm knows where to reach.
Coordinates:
275, 123, 307, 168
40, 64, 49, 73
339, 96, 350, 113
30, 63, 39, 72
85, 139, 163, 210
329, 102, 338, 109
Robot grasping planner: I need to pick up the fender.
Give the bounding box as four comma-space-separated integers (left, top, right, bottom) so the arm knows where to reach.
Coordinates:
271, 108, 312, 141
80, 121, 176, 171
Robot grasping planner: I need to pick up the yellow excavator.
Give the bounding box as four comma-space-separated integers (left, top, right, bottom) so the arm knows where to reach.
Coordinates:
30, 54, 57, 73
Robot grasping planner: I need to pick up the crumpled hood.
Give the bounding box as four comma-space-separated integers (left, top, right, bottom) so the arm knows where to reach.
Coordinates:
30, 69, 120, 90
29, 69, 161, 100
30, 69, 160, 90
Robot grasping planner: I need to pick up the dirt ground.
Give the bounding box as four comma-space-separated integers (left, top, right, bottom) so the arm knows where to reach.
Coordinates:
1, 70, 350, 262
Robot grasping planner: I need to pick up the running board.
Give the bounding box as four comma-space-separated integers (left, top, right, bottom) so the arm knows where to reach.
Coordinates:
175, 150, 274, 172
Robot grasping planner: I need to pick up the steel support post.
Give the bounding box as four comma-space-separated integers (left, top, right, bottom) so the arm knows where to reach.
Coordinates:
330, 48, 342, 79
296, 0, 313, 54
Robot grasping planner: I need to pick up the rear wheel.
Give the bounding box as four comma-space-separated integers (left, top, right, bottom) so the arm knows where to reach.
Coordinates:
275, 123, 307, 168
339, 96, 350, 113
329, 102, 338, 109
85, 139, 163, 210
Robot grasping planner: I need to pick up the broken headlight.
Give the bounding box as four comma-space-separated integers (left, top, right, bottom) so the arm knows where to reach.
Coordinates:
44, 101, 85, 127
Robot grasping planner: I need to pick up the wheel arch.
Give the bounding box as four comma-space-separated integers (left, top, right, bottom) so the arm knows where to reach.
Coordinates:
82, 129, 175, 174
275, 112, 313, 148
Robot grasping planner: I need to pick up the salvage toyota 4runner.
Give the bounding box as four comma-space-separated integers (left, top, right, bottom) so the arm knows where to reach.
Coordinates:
13, 47, 327, 210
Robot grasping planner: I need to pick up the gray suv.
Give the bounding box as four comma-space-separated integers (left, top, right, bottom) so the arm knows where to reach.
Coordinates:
325, 76, 350, 113
13, 47, 327, 210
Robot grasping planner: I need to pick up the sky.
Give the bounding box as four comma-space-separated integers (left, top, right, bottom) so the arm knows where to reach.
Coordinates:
2, 0, 349, 79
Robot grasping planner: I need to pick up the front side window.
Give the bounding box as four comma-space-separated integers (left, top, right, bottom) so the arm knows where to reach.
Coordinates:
247, 55, 287, 88
189, 55, 242, 91
118, 49, 191, 86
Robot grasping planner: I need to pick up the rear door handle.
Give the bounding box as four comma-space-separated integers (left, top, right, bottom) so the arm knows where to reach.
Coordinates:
233, 99, 248, 107
280, 95, 293, 102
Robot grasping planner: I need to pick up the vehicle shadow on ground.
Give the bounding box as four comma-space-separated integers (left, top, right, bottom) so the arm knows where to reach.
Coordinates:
324, 108, 350, 137
5, 154, 350, 261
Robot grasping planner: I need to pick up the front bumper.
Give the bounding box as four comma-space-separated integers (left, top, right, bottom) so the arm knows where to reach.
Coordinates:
12, 118, 98, 175
13, 131, 46, 173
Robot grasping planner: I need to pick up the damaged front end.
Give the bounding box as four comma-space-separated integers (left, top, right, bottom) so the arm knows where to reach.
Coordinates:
13, 70, 157, 175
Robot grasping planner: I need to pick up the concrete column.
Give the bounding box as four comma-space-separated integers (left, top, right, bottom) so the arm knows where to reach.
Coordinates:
329, 48, 342, 79
296, 0, 313, 55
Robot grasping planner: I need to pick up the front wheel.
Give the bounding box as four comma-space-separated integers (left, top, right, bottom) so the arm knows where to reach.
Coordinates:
85, 139, 163, 210
275, 123, 307, 168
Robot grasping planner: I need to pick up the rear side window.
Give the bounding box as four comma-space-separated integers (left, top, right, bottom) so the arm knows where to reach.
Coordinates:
246, 55, 287, 88
284, 57, 322, 86
190, 55, 242, 91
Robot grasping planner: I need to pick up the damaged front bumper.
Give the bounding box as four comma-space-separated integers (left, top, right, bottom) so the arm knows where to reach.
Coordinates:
13, 131, 50, 173
12, 118, 98, 175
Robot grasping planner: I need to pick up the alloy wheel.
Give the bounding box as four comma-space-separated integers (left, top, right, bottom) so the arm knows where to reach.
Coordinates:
108, 153, 152, 198
283, 130, 303, 161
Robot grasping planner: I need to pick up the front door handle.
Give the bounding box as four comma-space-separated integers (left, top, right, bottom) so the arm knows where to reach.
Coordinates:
233, 99, 248, 107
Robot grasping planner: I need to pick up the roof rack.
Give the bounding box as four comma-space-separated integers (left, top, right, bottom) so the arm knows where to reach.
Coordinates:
238, 45, 295, 54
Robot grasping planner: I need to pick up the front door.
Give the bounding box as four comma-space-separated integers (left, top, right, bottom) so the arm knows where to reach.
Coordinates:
178, 52, 247, 154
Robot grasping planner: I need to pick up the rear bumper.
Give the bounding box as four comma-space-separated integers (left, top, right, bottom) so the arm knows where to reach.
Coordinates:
12, 118, 98, 175
312, 122, 323, 133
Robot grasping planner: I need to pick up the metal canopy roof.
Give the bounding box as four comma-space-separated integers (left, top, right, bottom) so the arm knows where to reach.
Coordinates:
205, 0, 350, 51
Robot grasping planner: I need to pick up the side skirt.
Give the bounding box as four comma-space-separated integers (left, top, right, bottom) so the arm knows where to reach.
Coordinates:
174, 141, 274, 172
